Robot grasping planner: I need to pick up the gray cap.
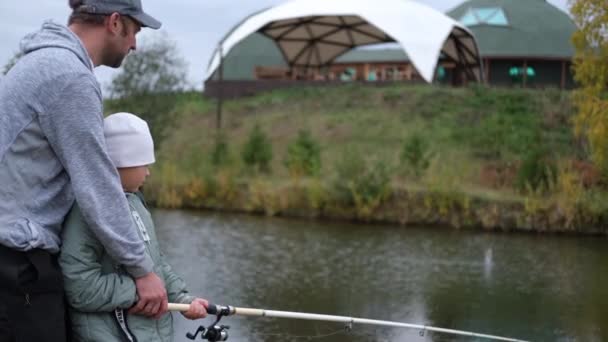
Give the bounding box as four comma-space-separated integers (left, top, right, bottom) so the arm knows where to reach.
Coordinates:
75, 0, 161, 29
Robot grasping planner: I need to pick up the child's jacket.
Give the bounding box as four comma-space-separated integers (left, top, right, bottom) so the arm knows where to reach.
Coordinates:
60, 192, 194, 342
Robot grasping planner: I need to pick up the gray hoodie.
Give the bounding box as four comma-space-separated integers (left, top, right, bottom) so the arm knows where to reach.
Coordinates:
0, 21, 153, 277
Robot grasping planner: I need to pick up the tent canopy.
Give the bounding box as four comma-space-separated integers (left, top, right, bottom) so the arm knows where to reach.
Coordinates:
206, 0, 483, 83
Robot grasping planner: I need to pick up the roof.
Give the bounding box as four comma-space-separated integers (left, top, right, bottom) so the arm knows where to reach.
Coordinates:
213, 38, 412, 80
446, 0, 576, 59
215, 33, 287, 80
205, 0, 482, 83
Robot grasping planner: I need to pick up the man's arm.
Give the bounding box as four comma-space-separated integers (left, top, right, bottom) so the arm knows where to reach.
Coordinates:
39, 74, 151, 276
60, 205, 137, 312
38, 74, 167, 315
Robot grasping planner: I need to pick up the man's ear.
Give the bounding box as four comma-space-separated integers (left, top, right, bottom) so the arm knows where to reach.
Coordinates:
105, 12, 122, 35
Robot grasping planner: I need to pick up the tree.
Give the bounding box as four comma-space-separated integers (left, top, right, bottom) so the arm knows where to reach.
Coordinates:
284, 129, 321, 178
570, 0, 608, 174
400, 134, 431, 178
242, 124, 273, 173
2, 51, 23, 76
106, 33, 188, 146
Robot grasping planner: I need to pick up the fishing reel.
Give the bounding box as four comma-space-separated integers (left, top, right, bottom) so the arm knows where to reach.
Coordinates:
187, 305, 233, 341
186, 323, 230, 341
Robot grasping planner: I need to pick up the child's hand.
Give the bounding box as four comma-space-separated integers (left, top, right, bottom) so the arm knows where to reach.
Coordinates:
181, 298, 209, 320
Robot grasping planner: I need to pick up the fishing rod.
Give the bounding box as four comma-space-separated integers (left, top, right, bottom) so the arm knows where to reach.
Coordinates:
168, 303, 529, 342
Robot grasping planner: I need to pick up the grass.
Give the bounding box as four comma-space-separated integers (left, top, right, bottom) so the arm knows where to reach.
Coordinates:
112, 84, 608, 233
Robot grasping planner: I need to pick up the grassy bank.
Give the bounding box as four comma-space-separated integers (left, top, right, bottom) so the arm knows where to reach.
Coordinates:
114, 84, 608, 234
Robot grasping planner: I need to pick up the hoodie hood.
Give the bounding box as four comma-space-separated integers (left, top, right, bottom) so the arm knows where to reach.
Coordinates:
20, 20, 93, 71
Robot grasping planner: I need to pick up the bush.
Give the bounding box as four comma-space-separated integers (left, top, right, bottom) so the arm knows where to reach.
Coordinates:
332, 150, 365, 204
454, 89, 542, 159
154, 163, 184, 208
516, 147, 557, 192
211, 133, 230, 167
242, 124, 273, 173
247, 178, 286, 216
284, 129, 321, 178
332, 150, 391, 217
351, 159, 391, 218
400, 134, 431, 177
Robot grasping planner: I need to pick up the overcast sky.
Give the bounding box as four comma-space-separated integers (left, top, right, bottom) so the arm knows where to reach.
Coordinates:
0, 0, 569, 90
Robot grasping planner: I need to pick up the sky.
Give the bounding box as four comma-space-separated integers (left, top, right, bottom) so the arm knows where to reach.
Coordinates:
0, 0, 569, 91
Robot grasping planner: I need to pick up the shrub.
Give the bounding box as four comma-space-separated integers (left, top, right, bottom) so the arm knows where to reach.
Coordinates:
454, 88, 542, 159
332, 150, 391, 217
284, 129, 321, 178
400, 134, 431, 177
183, 177, 208, 208
351, 159, 391, 218
516, 147, 557, 192
332, 150, 366, 204
155, 163, 184, 208
242, 124, 273, 173
211, 132, 230, 167
247, 178, 284, 216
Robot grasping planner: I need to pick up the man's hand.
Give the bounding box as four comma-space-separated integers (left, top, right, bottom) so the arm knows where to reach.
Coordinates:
181, 298, 209, 320
129, 272, 168, 319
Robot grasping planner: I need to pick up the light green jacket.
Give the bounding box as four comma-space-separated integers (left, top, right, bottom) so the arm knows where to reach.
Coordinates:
60, 192, 194, 342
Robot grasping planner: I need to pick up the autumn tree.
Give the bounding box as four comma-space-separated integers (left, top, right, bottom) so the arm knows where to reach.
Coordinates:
570, 0, 608, 174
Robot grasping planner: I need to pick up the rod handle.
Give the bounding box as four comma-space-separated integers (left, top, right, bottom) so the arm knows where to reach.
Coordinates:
168, 303, 189, 312
167, 303, 225, 315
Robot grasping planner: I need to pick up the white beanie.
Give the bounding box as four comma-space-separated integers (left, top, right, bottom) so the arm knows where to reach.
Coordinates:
104, 112, 155, 168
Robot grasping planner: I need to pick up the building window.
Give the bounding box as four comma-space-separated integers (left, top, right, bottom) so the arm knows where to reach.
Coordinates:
340, 67, 357, 81
509, 66, 536, 84
436, 66, 446, 81
459, 7, 509, 27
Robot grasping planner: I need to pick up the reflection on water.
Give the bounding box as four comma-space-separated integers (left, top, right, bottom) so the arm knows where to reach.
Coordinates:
483, 247, 493, 282
152, 209, 608, 342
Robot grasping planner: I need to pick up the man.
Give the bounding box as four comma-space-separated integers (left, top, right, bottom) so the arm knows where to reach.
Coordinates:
0, 1, 168, 341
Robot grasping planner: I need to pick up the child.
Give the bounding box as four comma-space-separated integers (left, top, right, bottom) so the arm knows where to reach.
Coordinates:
59, 112, 208, 341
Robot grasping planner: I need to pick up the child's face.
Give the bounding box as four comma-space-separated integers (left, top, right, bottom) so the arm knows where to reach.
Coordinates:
117, 165, 151, 192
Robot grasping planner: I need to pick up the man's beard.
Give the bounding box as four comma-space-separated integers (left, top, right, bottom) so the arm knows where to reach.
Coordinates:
101, 47, 127, 68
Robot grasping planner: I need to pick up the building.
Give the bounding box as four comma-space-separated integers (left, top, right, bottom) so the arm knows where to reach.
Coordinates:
206, 0, 576, 93
446, 0, 576, 88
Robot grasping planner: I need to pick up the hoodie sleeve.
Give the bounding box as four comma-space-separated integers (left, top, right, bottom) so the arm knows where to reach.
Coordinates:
37, 74, 153, 277
60, 205, 137, 312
